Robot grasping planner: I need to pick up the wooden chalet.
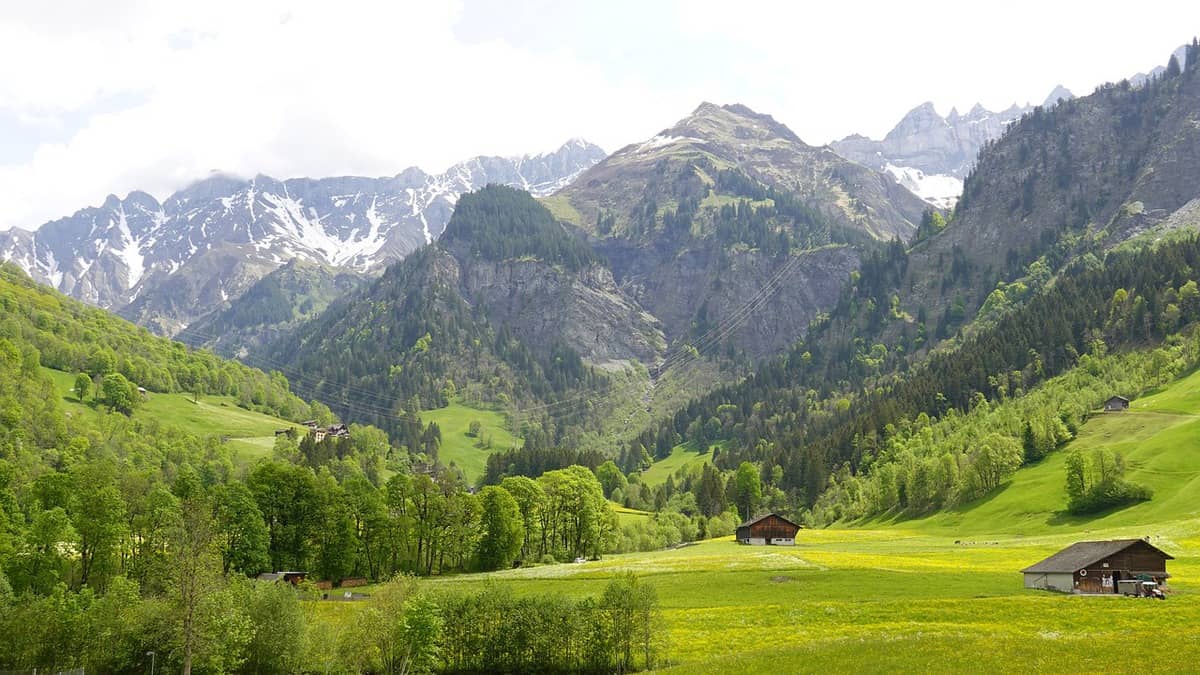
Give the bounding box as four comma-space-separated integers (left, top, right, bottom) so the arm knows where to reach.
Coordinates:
1104, 395, 1130, 411
1022, 539, 1172, 594
304, 420, 350, 443
736, 513, 802, 546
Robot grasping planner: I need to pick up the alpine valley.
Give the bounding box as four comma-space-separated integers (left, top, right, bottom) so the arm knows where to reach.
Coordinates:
6, 29, 1200, 675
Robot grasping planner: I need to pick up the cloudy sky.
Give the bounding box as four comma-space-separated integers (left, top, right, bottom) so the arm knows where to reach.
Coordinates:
1, 0, 1197, 230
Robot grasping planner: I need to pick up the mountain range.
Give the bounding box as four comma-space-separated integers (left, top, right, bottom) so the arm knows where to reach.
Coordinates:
0, 140, 605, 335
830, 88, 1073, 209
264, 102, 931, 445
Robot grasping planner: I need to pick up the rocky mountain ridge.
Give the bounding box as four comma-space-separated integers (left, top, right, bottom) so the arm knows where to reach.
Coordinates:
0, 140, 605, 335
830, 96, 1062, 209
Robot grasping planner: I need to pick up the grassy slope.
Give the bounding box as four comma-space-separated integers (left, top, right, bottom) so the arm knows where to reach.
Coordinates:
882, 366, 1200, 536
421, 402, 522, 483
638, 443, 716, 486
43, 367, 297, 464
610, 502, 654, 526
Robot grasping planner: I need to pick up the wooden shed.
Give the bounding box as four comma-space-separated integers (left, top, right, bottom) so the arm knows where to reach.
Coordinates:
736, 513, 802, 546
256, 571, 309, 585
1104, 395, 1130, 411
1022, 539, 1172, 593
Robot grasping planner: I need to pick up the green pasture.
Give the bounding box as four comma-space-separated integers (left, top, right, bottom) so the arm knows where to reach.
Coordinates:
639, 443, 716, 486
44, 366, 296, 464
421, 402, 523, 483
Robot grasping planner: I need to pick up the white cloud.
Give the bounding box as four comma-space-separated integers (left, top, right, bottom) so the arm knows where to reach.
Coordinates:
0, 0, 704, 229
1, 0, 1198, 230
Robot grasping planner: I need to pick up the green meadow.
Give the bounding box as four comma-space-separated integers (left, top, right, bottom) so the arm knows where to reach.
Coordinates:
43, 366, 298, 464
303, 363, 1200, 672
420, 402, 522, 482
638, 442, 716, 486
882, 366, 1200, 536
394, 525, 1200, 673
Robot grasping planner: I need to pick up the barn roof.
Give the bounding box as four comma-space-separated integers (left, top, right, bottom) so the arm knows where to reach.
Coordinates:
1021, 539, 1173, 574
737, 512, 802, 530
1107, 395, 1130, 402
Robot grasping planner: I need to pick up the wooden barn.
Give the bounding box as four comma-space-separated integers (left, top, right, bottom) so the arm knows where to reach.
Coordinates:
1104, 395, 1130, 411
736, 513, 802, 546
1022, 539, 1172, 594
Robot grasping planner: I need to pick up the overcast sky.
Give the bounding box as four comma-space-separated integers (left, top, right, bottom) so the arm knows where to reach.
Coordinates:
1, 0, 1197, 231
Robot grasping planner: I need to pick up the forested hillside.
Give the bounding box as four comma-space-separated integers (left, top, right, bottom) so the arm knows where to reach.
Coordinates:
179, 259, 363, 358
265, 186, 621, 449
0, 262, 306, 418
613, 45, 1200, 519
0, 256, 700, 673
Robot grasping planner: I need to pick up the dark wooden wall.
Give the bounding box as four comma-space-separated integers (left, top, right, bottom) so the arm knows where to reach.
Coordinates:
748, 515, 800, 540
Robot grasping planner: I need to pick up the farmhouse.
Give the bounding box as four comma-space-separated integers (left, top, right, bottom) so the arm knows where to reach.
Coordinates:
1104, 395, 1130, 411
304, 420, 350, 443
1022, 539, 1172, 594
736, 513, 802, 546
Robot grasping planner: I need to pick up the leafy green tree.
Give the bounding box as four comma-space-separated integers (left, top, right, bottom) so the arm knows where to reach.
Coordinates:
169, 466, 222, 675
600, 573, 663, 672
475, 486, 524, 571
499, 475, 544, 560
213, 482, 271, 577
312, 469, 357, 582
247, 462, 320, 571
10, 507, 75, 595
968, 433, 1022, 493
1065, 448, 1087, 505
99, 372, 138, 415
343, 476, 390, 580
86, 347, 115, 378
73, 372, 92, 402
733, 462, 762, 520
344, 575, 441, 674
240, 577, 306, 674
69, 462, 127, 589
594, 460, 628, 499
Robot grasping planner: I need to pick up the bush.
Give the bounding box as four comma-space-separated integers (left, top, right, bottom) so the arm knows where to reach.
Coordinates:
1068, 478, 1153, 515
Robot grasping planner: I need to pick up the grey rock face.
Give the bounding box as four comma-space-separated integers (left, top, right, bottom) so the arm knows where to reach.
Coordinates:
446, 243, 665, 367
596, 237, 858, 361
832, 100, 1035, 182
0, 140, 606, 334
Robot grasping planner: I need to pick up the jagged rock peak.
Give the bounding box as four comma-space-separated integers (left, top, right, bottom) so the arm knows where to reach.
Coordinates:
668, 101, 809, 148
1043, 85, 1075, 108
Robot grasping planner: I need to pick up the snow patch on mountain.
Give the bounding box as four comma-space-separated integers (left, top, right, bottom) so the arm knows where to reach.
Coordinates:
0, 139, 607, 332
884, 164, 962, 210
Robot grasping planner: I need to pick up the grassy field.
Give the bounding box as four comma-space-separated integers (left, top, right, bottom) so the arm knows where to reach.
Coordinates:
405, 524, 1200, 673
304, 361, 1200, 672
611, 501, 654, 526
876, 367, 1200, 536
421, 402, 523, 483
639, 443, 716, 486
43, 367, 297, 465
